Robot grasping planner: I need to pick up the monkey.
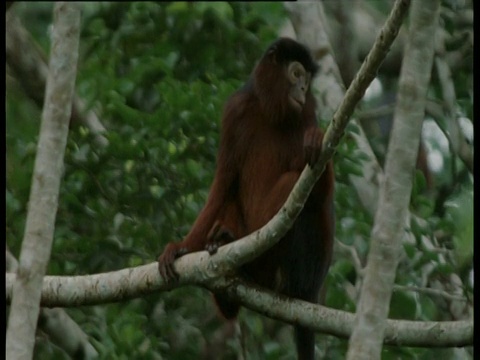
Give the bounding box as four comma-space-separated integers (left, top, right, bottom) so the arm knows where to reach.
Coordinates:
158, 38, 335, 360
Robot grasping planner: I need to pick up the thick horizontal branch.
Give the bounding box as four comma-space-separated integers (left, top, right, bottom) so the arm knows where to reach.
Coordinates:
5, 212, 314, 305
5, 260, 473, 347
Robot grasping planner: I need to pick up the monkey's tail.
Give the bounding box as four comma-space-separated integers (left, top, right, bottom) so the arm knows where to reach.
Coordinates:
213, 294, 240, 320
295, 325, 316, 360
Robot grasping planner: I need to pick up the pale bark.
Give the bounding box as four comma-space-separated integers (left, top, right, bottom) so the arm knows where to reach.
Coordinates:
347, 1, 441, 359
286, 0, 472, 332
6, 249, 98, 359
6, 3, 81, 359
5, 265, 473, 347
284, 0, 386, 217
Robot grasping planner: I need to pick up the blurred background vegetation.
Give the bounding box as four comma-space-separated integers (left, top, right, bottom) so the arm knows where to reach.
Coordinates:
6, 2, 473, 359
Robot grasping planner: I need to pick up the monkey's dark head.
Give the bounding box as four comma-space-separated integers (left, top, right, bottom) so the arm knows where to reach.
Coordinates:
264, 37, 319, 75
254, 38, 318, 121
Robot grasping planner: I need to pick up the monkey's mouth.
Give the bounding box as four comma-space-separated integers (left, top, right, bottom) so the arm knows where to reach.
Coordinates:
289, 96, 305, 111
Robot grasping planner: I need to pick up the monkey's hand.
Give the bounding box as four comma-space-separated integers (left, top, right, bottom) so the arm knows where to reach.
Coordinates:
304, 127, 323, 167
157, 243, 188, 282
205, 221, 235, 255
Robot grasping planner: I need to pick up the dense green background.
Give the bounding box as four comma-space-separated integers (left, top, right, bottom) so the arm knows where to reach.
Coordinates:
6, 2, 473, 359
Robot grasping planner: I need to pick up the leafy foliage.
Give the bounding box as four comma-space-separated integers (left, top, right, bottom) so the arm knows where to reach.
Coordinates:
6, 2, 473, 359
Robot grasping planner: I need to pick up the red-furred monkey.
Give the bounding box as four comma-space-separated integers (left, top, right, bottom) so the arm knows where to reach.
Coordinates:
158, 38, 335, 360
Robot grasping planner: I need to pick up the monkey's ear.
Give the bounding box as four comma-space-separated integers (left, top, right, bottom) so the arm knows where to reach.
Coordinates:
266, 45, 278, 64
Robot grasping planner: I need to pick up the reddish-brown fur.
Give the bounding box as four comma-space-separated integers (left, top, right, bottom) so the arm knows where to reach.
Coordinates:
158, 38, 335, 360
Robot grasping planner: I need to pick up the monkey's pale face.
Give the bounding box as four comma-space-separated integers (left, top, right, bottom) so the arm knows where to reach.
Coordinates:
286, 61, 311, 112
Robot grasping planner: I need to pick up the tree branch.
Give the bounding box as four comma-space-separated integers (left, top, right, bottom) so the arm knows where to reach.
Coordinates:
5, 265, 473, 347
285, 0, 384, 217
347, 1, 441, 358
6, 4, 81, 359
6, 248, 98, 359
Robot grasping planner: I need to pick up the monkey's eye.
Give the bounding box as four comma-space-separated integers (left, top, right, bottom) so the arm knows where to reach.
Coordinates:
287, 61, 307, 84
